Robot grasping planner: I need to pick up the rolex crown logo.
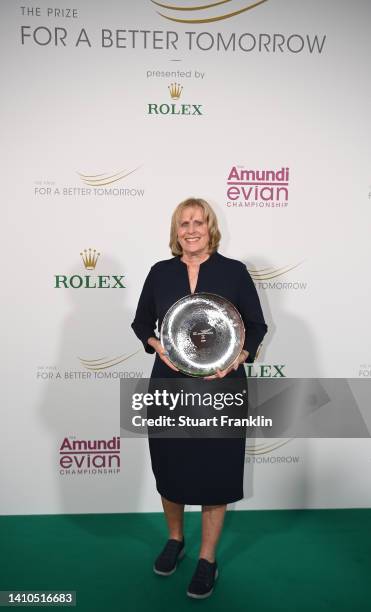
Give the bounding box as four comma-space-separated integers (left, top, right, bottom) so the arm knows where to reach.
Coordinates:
168, 83, 183, 100
80, 248, 100, 270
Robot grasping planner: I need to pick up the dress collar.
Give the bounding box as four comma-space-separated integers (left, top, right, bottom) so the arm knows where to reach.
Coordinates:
177, 251, 218, 267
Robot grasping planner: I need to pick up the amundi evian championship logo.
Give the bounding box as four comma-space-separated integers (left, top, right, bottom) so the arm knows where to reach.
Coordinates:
150, 0, 267, 24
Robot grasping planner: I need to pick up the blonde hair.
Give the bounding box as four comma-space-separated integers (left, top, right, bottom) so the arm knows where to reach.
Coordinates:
169, 198, 221, 256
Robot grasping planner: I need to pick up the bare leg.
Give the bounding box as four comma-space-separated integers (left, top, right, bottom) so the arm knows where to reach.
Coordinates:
199, 504, 227, 562
161, 496, 184, 541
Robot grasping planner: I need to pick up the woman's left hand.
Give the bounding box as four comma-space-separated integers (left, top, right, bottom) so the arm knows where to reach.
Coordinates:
203, 349, 249, 380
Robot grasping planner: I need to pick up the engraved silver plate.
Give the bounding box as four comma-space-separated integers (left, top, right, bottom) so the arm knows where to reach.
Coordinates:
160, 293, 245, 377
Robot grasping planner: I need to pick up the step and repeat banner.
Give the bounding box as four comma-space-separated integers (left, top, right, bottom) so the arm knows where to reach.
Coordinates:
2, 0, 371, 514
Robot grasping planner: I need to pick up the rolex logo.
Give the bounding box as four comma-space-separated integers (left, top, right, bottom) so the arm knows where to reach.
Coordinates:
54, 250, 126, 289
80, 248, 100, 270
168, 83, 183, 100
148, 83, 203, 117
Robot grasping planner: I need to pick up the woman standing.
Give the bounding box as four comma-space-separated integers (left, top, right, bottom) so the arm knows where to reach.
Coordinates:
131, 198, 267, 599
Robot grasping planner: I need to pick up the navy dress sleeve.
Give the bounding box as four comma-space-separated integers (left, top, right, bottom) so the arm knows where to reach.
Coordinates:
131, 266, 158, 354
236, 264, 268, 363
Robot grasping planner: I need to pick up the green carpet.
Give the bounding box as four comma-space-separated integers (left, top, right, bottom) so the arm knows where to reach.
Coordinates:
1, 509, 370, 611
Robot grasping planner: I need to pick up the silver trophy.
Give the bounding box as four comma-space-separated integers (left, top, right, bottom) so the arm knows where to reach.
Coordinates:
161, 293, 245, 377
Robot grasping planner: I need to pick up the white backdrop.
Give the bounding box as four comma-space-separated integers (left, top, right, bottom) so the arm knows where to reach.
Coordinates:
2, 0, 371, 514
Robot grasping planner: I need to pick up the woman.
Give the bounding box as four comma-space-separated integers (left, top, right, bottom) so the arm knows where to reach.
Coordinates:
131, 198, 267, 599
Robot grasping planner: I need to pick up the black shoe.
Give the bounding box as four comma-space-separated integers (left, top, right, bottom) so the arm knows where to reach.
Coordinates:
186, 558, 218, 599
153, 537, 185, 576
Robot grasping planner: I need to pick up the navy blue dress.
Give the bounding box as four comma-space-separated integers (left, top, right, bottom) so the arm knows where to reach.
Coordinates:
131, 251, 267, 505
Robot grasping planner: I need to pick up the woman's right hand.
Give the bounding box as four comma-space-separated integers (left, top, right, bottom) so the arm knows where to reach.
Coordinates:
147, 337, 179, 372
